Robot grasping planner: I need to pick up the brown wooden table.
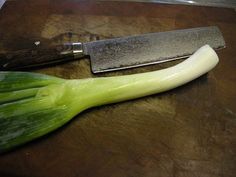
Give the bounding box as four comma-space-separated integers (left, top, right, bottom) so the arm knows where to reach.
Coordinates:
0, 1, 235, 177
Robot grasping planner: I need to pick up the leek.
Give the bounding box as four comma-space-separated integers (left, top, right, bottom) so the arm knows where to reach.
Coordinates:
0, 45, 219, 152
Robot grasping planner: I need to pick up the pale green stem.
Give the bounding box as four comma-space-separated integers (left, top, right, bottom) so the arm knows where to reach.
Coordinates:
65, 45, 219, 115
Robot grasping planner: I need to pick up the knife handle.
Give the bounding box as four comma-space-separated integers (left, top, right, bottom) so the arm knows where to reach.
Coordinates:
0, 42, 85, 70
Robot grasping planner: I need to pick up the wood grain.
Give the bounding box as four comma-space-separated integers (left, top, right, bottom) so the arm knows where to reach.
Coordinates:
0, 1, 235, 177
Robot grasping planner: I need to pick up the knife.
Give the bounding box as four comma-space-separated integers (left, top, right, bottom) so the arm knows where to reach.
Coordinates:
0, 26, 225, 73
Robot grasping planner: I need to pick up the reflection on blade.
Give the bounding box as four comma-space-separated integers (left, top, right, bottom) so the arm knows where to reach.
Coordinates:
0, 0, 6, 10
101, 0, 236, 9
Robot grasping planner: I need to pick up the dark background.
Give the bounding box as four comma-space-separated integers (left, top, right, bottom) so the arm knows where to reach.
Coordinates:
0, 0, 235, 177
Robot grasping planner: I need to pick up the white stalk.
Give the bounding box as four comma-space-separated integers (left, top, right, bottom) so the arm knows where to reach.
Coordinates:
66, 44, 219, 113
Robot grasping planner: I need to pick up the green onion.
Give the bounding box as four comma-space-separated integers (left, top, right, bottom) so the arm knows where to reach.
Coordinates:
0, 45, 219, 152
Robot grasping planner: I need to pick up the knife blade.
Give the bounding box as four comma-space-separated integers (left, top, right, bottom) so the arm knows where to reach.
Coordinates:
0, 0, 6, 10
0, 26, 225, 73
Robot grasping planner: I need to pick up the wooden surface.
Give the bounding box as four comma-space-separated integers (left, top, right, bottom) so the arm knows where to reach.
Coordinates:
0, 1, 236, 177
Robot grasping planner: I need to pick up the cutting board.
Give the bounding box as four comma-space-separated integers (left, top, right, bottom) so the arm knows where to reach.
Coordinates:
0, 1, 236, 177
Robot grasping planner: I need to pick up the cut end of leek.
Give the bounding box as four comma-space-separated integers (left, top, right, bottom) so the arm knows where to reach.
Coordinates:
0, 45, 219, 153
